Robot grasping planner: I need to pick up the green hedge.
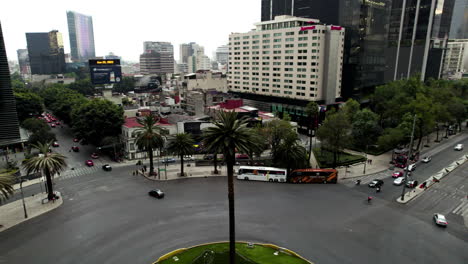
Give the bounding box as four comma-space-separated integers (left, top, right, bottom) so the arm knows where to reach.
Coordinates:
313, 148, 366, 168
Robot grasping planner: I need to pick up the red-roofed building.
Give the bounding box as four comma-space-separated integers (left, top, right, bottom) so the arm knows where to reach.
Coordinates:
121, 117, 176, 160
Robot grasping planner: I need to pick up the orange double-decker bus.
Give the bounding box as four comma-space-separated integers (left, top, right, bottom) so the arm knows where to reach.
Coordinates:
288, 168, 338, 184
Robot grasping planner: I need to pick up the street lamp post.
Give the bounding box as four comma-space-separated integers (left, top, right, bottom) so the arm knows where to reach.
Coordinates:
19, 176, 28, 219
401, 115, 417, 201
363, 145, 368, 175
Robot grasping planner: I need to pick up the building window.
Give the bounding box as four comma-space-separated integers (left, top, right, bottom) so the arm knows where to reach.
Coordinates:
298, 43, 308, 47
285, 44, 294, 48
273, 44, 281, 48
274, 39, 281, 42
263, 45, 270, 49
262, 39, 270, 43
298, 37, 308, 41
273, 50, 281, 54
285, 50, 294, 54
286, 38, 294, 42
262, 34, 270, 38
286, 32, 294, 36
253, 35, 260, 39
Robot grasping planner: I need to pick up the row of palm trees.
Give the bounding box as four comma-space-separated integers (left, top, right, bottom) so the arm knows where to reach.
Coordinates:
0, 111, 303, 264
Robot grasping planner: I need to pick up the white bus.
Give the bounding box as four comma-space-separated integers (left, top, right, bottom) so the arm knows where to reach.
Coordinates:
237, 166, 287, 182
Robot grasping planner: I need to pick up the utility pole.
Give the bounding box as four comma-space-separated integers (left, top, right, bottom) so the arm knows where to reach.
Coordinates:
401, 115, 417, 201
363, 144, 369, 174
19, 176, 28, 219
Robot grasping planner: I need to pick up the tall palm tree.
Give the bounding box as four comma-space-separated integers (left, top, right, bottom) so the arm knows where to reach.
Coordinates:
203, 111, 259, 264
135, 115, 165, 176
0, 173, 15, 203
275, 133, 308, 175
167, 133, 195, 176
305, 101, 319, 157
23, 141, 67, 200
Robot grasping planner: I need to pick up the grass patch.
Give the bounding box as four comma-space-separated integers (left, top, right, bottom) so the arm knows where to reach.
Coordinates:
313, 148, 366, 168
157, 242, 309, 264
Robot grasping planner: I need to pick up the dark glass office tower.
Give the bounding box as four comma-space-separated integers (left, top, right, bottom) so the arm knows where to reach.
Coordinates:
26, 30, 66, 75
0, 21, 21, 146
261, 0, 454, 98
386, 0, 455, 81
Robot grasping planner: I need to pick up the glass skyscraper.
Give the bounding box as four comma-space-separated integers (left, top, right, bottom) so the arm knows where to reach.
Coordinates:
67, 11, 95, 62
0, 21, 21, 146
26, 30, 66, 74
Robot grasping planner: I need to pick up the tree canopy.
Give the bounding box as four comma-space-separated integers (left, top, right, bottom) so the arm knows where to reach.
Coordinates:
71, 98, 124, 145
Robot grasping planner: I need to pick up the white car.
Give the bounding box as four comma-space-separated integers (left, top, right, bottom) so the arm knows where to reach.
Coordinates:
393, 177, 405, 186
421, 156, 431, 163
454, 144, 463, 151
183, 155, 195, 161
433, 213, 448, 227
404, 163, 416, 171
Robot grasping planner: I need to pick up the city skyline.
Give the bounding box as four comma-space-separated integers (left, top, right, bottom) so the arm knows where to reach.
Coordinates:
0, 0, 260, 62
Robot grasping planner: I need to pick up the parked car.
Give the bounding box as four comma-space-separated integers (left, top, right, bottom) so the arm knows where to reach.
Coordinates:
51, 123, 56, 128
406, 180, 419, 188
52, 141, 59, 147
392, 171, 404, 178
454, 144, 463, 151
85, 160, 94, 167
161, 158, 176, 164
148, 189, 164, 199
91, 153, 99, 159
73, 138, 79, 142
404, 163, 416, 172
393, 177, 405, 186
433, 213, 448, 227
422, 156, 431, 163
368, 179, 384, 188
203, 154, 224, 161
235, 154, 250, 160
55, 121, 61, 125
102, 164, 112, 171
183, 155, 195, 161
71, 146, 80, 152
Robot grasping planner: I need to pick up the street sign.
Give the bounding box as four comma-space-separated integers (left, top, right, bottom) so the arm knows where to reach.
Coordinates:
159, 168, 166, 172
89, 59, 122, 85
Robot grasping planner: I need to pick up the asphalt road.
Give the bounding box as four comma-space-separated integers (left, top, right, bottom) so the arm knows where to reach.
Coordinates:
1, 164, 467, 264
349, 134, 468, 201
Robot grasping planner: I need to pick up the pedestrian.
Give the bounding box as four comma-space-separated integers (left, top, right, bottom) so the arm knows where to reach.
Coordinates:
370, 159, 373, 165
132, 171, 135, 176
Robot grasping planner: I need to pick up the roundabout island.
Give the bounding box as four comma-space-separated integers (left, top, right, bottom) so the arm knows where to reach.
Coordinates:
154, 242, 311, 264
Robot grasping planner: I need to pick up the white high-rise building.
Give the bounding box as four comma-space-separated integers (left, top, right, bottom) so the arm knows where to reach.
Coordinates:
228, 15, 344, 104
187, 45, 211, 73
442, 39, 468, 78
215, 45, 229, 65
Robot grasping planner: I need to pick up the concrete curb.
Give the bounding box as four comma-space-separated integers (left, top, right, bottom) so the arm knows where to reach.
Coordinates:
396, 155, 468, 204
153, 241, 313, 264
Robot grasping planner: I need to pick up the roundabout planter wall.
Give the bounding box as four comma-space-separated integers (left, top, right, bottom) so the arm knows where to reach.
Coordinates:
154, 241, 313, 264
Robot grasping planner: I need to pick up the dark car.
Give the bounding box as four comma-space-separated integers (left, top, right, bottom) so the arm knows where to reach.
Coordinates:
368, 179, 384, 188
102, 164, 112, 171
148, 189, 164, 199
52, 141, 59, 147
161, 158, 176, 163
71, 146, 80, 152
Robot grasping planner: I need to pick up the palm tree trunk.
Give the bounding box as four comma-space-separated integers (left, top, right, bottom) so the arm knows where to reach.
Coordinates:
226, 153, 236, 264
44, 169, 54, 200
180, 154, 184, 176
148, 147, 154, 175
213, 153, 219, 174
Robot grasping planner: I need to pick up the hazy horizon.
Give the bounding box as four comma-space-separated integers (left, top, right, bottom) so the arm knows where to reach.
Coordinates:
1, 0, 260, 63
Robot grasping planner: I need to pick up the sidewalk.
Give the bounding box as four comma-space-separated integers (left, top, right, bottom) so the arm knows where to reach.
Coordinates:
337, 129, 468, 180
0, 192, 62, 233
133, 162, 238, 181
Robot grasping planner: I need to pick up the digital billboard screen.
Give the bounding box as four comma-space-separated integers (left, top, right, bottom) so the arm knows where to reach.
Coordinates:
89, 59, 122, 85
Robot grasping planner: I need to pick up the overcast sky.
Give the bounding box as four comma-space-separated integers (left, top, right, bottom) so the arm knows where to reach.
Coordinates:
1, 0, 261, 62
